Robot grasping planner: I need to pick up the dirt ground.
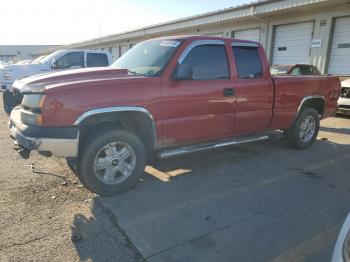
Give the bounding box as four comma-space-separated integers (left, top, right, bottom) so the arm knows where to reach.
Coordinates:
0, 97, 141, 262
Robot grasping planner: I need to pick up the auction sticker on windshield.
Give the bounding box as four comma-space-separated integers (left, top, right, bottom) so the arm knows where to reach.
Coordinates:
160, 41, 180, 48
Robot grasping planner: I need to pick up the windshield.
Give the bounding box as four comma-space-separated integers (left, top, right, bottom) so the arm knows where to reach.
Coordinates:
111, 39, 182, 76
32, 55, 46, 64
39, 50, 65, 64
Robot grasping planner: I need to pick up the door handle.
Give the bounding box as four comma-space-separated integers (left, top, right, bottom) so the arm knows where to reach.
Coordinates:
223, 88, 235, 97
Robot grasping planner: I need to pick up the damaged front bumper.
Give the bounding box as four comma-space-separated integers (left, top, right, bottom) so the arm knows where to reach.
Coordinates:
9, 107, 79, 158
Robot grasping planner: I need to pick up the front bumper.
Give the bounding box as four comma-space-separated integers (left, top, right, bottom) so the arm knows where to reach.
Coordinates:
9, 107, 79, 157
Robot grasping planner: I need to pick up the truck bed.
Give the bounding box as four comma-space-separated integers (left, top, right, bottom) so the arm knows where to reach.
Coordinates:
270, 76, 340, 129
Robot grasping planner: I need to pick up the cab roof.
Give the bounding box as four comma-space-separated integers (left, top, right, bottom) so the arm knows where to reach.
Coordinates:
150, 35, 260, 45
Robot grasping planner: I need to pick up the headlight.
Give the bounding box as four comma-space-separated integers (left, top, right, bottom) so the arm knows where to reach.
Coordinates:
20, 94, 46, 125
20, 110, 43, 126
22, 94, 46, 110
2, 70, 12, 81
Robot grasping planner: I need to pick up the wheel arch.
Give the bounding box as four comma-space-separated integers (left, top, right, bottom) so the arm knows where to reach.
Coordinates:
296, 96, 326, 118
74, 107, 158, 150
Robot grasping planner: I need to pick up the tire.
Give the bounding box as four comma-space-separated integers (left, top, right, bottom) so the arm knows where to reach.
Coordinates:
66, 157, 78, 175
286, 107, 320, 149
78, 129, 146, 196
3, 90, 13, 115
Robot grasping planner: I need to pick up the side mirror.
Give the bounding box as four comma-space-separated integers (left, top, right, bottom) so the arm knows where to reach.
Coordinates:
51, 59, 58, 69
173, 64, 194, 81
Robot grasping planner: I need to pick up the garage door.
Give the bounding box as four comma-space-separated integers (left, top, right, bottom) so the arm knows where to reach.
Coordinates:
111, 47, 119, 61
233, 28, 261, 43
272, 22, 314, 65
328, 17, 350, 75
119, 45, 129, 57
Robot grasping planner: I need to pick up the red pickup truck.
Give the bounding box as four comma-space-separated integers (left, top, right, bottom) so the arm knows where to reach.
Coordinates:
8, 36, 340, 195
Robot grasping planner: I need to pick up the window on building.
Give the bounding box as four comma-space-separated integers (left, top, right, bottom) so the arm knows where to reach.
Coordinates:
232, 46, 263, 79
86, 53, 109, 67
177, 45, 230, 80
54, 52, 84, 69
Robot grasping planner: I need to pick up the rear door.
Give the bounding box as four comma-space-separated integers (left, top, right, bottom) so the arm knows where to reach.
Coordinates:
161, 40, 236, 145
232, 42, 274, 134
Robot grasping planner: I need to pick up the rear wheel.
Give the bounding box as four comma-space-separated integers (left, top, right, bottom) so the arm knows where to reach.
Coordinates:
78, 129, 146, 196
286, 107, 320, 149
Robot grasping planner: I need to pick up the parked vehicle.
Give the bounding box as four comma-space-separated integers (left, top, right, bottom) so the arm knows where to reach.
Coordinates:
331, 212, 350, 262
271, 64, 321, 76
1, 49, 113, 92
337, 79, 350, 116
8, 36, 340, 195
2, 49, 113, 113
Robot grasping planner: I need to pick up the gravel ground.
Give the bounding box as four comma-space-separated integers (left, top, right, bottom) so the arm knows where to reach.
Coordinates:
0, 96, 141, 262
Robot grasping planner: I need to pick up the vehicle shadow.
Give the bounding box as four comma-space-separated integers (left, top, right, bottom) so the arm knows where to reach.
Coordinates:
70, 198, 143, 262
72, 126, 350, 261
320, 126, 350, 135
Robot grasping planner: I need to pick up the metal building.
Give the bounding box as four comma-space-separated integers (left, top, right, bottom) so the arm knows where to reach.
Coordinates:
34, 0, 350, 75
0, 45, 60, 62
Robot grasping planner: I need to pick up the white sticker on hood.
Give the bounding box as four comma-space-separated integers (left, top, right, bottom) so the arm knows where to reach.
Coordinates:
160, 41, 180, 48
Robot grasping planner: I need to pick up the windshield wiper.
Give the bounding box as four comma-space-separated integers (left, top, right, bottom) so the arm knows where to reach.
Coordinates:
126, 69, 146, 77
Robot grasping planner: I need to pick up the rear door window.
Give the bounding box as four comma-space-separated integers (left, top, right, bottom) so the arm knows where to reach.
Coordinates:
232, 45, 263, 79
86, 53, 109, 67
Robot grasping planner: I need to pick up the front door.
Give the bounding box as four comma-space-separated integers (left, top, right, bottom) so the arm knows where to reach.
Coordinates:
160, 41, 236, 146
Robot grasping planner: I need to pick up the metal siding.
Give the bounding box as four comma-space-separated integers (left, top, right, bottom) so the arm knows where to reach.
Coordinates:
272, 22, 314, 65
328, 16, 350, 74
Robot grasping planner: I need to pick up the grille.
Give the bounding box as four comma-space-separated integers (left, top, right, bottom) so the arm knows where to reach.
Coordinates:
340, 87, 350, 98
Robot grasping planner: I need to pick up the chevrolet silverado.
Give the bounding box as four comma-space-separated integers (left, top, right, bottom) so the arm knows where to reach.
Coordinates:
8, 36, 340, 195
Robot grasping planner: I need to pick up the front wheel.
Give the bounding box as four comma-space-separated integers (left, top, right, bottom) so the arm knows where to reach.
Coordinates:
78, 129, 146, 196
286, 107, 320, 149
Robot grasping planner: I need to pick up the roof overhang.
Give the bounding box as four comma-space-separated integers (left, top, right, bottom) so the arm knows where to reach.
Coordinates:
34, 0, 348, 55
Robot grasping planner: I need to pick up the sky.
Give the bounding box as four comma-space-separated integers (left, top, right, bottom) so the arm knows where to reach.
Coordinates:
0, 0, 253, 45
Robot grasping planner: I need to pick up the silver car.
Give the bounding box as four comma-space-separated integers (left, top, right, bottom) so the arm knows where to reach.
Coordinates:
332, 213, 350, 262
337, 79, 350, 116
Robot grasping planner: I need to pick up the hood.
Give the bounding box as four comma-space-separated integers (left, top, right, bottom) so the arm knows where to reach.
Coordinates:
13, 67, 141, 93
1, 63, 42, 72
1, 63, 43, 87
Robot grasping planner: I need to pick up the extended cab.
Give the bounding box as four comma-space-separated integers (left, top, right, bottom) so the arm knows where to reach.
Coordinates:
8, 36, 340, 195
